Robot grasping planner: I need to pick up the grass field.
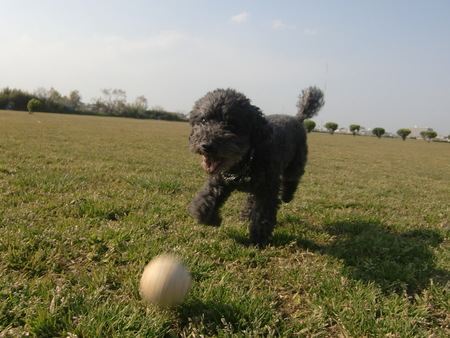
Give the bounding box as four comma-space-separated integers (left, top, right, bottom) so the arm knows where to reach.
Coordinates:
1, 110, 449, 337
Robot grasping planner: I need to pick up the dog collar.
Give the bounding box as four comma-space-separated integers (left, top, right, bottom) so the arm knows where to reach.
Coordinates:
221, 148, 255, 184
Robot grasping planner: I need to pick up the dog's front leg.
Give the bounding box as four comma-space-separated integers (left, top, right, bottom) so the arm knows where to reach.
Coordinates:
248, 191, 280, 245
241, 194, 256, 220
189, 177, 233, 226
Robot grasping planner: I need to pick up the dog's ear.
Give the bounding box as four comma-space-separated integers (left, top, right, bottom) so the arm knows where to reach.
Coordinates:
249, 109, 272, 145
189, 110, 200, 126
189, 97, 207, 126
222, 92, 272, 145
190, 88, 230, 126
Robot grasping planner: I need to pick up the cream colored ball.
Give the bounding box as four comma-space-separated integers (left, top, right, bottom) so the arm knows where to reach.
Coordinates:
139, 254, 191, 307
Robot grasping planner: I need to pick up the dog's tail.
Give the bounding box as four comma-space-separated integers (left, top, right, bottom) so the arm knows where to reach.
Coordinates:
296, 86, 324, 122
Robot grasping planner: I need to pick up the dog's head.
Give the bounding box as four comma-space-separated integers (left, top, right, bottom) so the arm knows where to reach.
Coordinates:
189, 88, 270, 174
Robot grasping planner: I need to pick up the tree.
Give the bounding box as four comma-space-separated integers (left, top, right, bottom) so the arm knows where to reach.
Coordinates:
0, 87, 33, 111
47, 87, 62, 103
325, 122, 338, 135
111, 89, 127, 115
372, 127, 385, 139
34, 87, 49, 101
67, 90, 82, 110
397, 128, 411, 141
133, 95, 148, 113
349, 124, 360, 136
304, 120, 316, 133
27, 98, 42, 113
45, 87, 66, 112
32, 87, 73, 113
151, 105, 166, 112
95, 88, 127, 115
124, 95, 148, 118
420, 131, 437, 142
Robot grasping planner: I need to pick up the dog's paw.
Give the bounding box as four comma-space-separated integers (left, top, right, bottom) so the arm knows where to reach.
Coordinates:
281, 193, 294, 203
280, 182, 298, 203
204, 214, 222, 227
248, 236, 266, 247
189, 203, 222, 227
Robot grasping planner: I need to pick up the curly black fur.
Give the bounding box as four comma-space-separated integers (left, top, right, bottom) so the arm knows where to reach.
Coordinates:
189, 87, 324, 245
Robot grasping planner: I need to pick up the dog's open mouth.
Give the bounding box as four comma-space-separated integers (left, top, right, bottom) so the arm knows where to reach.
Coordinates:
201, 156, 223, 173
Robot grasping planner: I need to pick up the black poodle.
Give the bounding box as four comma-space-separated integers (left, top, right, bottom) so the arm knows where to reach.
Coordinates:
188, 87, 324, 245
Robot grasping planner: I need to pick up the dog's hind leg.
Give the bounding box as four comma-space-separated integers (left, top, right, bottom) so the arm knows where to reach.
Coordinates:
189, 178, 233, 226
280, 167, 304, 203
281, 177, 301, 203
281, 149, 307, 203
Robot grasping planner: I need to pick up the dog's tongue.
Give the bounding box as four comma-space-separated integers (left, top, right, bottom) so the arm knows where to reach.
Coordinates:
202, 156, 221, 173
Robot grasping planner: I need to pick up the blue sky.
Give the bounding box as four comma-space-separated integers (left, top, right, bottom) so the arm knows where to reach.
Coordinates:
1, 0, 449, 135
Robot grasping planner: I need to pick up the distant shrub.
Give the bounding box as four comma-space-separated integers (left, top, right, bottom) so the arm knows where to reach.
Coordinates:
349, 124, 360, 136
432, 139, 449, 143
397, 128, 412, 141
27, 99, 42, 113
420, 131, 437, 142
144, 110, 187, 122
325, 122, 338, 135
372, 127, 385, 139
304, 120, 316, 133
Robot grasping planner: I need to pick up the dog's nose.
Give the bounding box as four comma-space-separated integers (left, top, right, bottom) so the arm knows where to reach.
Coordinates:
201, 142, 216, 154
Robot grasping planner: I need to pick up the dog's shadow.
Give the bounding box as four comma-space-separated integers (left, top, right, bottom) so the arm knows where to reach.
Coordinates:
323, 221, 447, 294
273, 219, 447, 294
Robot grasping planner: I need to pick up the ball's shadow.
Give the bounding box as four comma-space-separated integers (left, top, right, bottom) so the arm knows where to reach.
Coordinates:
175, 298, 242, 334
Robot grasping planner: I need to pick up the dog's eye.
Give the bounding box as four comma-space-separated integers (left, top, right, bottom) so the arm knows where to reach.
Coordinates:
200, 118, 207, 125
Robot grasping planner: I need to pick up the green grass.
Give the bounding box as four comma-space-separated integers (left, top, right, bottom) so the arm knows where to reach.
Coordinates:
1, 110, 449, 337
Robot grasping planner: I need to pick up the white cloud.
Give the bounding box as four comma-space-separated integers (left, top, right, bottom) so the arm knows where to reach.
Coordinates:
272, 20, 285, 29
272, 19, 295, 30
230, 11, 250, 23
304, 28, 318, 36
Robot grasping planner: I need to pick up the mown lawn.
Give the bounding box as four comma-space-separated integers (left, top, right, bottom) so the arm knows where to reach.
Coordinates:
0, 110, 449, 337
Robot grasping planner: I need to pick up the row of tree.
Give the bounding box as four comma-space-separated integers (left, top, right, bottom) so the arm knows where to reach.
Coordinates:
0, 87, 82, 113
1, 87, 443, 139
0, 87, 187, 122
396, 128, 438, 142
303, 120, 439, 141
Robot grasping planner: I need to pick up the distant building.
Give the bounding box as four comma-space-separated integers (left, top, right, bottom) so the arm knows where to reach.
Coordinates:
358, 127, 371, 136
336, 127, 349, 134
408, 126, 434, 138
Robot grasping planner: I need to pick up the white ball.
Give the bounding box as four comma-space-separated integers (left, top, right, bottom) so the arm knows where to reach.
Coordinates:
139, 254, 191, 307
